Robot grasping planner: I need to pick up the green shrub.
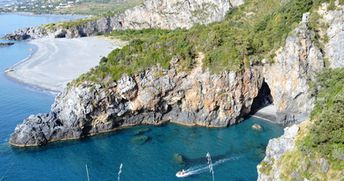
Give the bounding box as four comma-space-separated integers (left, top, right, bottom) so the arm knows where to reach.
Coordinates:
301, 68, 344, 169
280, 68, 344, 178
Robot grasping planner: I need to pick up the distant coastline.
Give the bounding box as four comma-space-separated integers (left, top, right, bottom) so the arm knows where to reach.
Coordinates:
0, 11, 87, 17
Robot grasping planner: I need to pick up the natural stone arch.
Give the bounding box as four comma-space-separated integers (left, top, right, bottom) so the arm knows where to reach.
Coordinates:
250, 79, 274, 115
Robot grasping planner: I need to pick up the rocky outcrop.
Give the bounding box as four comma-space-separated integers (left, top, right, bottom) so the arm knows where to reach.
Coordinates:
4, 26, 47, 40
0, 42, 14, 47
9, 57, 264, 146
257, 121, 344, 180
257, 124, 300, 181
264, 3, 344, 124
263, 13, 324, 124
114, 0, 241, 30
4, 0, 244, 40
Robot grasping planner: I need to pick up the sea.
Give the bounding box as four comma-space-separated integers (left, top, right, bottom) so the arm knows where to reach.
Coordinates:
0, 13, 284, 181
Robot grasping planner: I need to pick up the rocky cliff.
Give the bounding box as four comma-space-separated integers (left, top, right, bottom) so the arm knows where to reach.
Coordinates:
8, 2, 332, 147
263, 13, 324, 124
9, 56, 264, 146
257, 124, 301, 181
320, 3, 344, 68
258, 119, 344, 180
4, 0, 244, 40
8, 15, 329, 146
257, 3, 344, 180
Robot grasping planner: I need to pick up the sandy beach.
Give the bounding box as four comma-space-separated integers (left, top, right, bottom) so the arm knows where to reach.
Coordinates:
252, 105, 277, 122
5, 37, 120, 92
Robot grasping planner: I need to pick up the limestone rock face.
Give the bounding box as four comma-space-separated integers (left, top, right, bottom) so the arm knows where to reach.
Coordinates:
257, 124, 300, 181
319, 4, 344, 68
114, 0, 234, 30
9, 84, 115, 146
263, 14, 324, 124
4, 0, 243, 40
264, 4, 344, 124
4, 26, 47, 40
9, 62, 263, 146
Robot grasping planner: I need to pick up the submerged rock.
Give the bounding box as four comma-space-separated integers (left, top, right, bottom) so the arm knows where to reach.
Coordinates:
131, 135, 151, 145
173, 153, 186, 165
133, 128, 151, 136
251, 123, 263, 131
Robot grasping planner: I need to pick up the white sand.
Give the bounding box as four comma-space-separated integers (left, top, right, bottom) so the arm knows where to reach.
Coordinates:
5, 37, 120, 92
252, 105, 277, 122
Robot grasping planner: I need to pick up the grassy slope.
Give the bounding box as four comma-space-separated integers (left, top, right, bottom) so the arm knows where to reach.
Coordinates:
76, 0, 332, 84
298, 68, 344, 176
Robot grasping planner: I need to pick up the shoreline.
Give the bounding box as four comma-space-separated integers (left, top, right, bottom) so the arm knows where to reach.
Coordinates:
5, 36, 122, 93
4, 72, 59, 95
251, 105, 278, 123
9, 115, 279, 148
5, 41, 37, 70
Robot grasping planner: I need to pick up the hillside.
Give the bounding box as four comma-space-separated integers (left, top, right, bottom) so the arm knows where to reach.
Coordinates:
78, 0, 327, 82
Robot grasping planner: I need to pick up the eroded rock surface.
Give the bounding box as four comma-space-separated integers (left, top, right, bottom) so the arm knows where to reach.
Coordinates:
257, 124, 300, 181
114, 0, 238, 30
257, 5, 344, 180
263, 13, 324, 124
319, 3, 344, 68
10, 62, 263, 146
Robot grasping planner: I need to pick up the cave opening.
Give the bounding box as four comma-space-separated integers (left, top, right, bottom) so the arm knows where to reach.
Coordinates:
250, 80, 273, 115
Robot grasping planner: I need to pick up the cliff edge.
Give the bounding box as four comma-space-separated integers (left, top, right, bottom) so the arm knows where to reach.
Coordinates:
257, 3, 344, 180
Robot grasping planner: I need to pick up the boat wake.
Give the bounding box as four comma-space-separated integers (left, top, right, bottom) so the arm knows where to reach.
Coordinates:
178, 156, 240, 178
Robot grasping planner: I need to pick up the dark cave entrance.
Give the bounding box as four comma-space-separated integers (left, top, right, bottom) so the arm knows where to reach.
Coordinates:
250, 80, 273, 115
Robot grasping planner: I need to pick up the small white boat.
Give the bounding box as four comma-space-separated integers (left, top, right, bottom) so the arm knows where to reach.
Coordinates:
176, 170, 190, 178
4, 69, 14, 73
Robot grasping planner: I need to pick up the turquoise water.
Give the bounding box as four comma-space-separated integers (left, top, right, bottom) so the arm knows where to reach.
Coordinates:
0, 14, 284, 181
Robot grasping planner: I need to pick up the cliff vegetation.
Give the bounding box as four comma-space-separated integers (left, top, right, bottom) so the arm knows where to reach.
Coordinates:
75, 0, 334, 84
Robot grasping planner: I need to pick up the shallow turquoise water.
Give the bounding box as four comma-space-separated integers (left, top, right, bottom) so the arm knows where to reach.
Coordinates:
0, 14, 284, 181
